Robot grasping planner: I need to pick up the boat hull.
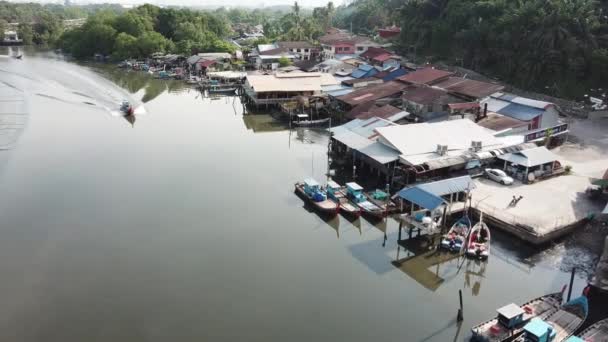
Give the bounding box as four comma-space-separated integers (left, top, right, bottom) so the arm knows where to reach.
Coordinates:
470, 291, 564, 342
294, 183, 339, 217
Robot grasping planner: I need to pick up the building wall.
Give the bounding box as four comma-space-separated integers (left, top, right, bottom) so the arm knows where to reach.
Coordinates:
539, 107, 560, 129
287, 47, 312, 60
334, 42, 355, 55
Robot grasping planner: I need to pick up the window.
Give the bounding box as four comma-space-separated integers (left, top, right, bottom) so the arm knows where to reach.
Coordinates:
337, 47, 343, 52
357, 46, 365, 51
304, 49, 309, 53
297, 49, 301, 52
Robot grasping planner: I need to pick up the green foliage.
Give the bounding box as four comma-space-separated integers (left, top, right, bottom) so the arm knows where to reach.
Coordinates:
137, 31, 173, 56
278, 56, 292, 67
112, 12, 153, 37
0, 18, 6, 35
112, 32, 138, 60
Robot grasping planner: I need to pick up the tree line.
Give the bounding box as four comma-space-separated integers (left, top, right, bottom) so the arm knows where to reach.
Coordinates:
334, 0, 608, 98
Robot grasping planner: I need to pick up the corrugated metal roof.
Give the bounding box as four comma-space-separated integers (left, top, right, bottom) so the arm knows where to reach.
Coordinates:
477, 112, 528, 132
333, 130, 373, 149
327, 88, 355, 97
397, 67, 453, 85
498, 103, 544, 121
416, 176, 476, 196
402, 86, 448, 105
433, 77, 504, 99
381, 68, 407, 82
497, 146, 559, 167
351, 104, 404, 120
397, 187, 445, 210
337, 81, 407, 106
358, 141, 400, 164
246, 73, 339, 93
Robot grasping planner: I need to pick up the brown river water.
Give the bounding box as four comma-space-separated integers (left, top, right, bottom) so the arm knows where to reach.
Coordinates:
0, 48, 597, 341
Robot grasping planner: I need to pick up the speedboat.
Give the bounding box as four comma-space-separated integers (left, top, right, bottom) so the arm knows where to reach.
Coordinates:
120, 100, 134, 115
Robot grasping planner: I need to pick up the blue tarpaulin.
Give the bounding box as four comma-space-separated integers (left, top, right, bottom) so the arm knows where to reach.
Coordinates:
397, 187, 445, 210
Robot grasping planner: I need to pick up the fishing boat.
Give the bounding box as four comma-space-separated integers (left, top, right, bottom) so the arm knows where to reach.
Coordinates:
294, 178, 339, 217
466, 213, 491, 259
292, 114, 330, 127
208, 86, 237, 94
345, 182, 387, 219
570, 317, 608, 341
120, 100, 134, 115
470, 288, 565, 342
326, 180, 361, 219
513, 295, 589, 342
185, 75, 201, 85
440, 215, 472, 252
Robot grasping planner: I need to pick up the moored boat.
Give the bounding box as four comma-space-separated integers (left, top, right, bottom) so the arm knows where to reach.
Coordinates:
470, 288, 565, 342
208, 86, 237, 94
345, 182, 387, 219
440, 214, 472, 253
514, 295, 589, 342
467, 213, 491, 259
292, 114, 330, 127
294, 179, 339, 217
326, 180, 361, 219
571, 317, 608, 341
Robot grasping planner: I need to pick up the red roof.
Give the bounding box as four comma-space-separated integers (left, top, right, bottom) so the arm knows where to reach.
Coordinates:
198, 60, 216, 68
373, 53, 393, 62
448, 102, 480, 110
378, 27, 401, 39
397, 67, 453, 85
402, 86, 448, 105
360, 47, 391, 60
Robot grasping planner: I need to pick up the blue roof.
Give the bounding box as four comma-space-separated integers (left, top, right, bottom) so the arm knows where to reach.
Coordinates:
524, 318, 553, 338
397, 187, 445, 210
359, 64, 374, 71
351, 65, 379, 79
416, 176, 476, 196
382, 68, 407, 82
497, 103, 544, 121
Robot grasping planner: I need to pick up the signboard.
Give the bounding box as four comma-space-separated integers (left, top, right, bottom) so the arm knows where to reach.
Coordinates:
524, 123, 569, 142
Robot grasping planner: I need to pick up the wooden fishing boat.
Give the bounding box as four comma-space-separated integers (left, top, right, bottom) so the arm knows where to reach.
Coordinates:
345, 182, 387, 219
208, 86, 237, 94
466, 213, 491, 259
326, 180, 361, 219
572, 317, 608, 341
292, 114, 330, 127
514, 295, 589, 342
365, 189, 397, 216
470, 288, 565, 342
440, 215, 472, 253
294, 179, 339, 217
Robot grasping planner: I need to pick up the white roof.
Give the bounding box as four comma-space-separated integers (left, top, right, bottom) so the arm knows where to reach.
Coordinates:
258, 44, 278, 52
197, 52, 232, 60
497, 303, 525, 319
497, 146, 559, 167
491, 92, 553, 109
259, 54, 296, 60
246, 73, 338, 93
375, 119, 504, 165
333, 131, 374, 149
358, 141, 400, 164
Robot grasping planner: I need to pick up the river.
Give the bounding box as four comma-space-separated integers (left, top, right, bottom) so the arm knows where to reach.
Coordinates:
0, 48, 598, 341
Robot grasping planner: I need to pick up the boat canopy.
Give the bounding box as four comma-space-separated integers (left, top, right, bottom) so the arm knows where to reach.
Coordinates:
524, 318, 554, 338
327, 180, 340, 189
346, 182, 363, 191
497, 303, 524, 320
296, 114, 309, 119
564, 337, 585, 342
304, 178, 319, 187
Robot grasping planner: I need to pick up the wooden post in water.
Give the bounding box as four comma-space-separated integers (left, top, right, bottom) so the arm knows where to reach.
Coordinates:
567, 267, 576, 301
457, 289, 464, 322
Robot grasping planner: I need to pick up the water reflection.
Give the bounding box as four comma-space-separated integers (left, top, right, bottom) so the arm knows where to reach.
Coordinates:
0, 72, 28, 151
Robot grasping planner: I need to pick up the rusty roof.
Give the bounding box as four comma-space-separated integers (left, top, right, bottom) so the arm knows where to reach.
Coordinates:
476, 112, 528, 132
337, 81, 408, 106
360, 47, 391, 60
349, 104, 404, 120
402, 86, 449, 105
433, 77, 504, 99
397, 67, 453, 85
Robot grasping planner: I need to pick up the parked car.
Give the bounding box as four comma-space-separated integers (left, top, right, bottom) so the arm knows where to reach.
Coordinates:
485, 168, 514, 185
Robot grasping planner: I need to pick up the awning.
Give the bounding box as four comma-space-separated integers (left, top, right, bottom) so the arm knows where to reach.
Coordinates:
358, 141, 400, 165
416, 176, 476, 196
497, 146, 559, 168
397, 187, 445, 211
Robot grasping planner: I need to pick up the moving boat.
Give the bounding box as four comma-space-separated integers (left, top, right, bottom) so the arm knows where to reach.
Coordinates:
466, 213, 491, 259
120, 100, 134, 115
440, 215, 472, 252
514, 296, 589, 342
345, 182, 387, 219
470, 288, 566, 342
294, 178, 339, 217
326, 180, 361, 219
570, 317, 608, 341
